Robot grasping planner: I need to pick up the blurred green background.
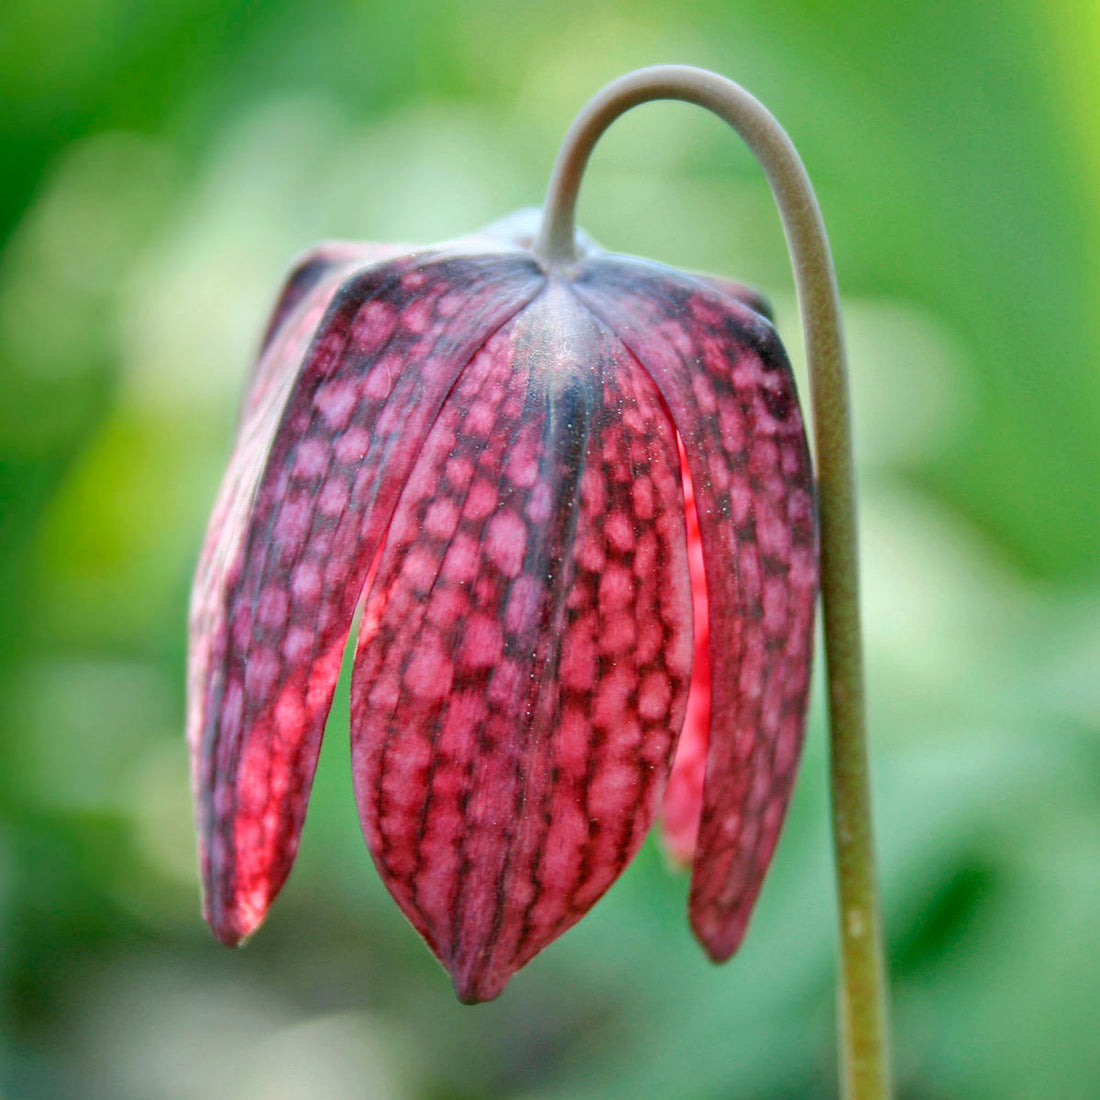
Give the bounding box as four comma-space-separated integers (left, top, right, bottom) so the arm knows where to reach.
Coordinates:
2, 1, 1098, 1097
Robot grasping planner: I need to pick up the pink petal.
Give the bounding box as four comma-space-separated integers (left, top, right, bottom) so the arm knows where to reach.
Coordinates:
189, 252, 542, 944
573, 257, 818, 961
350, 282, 693, 1001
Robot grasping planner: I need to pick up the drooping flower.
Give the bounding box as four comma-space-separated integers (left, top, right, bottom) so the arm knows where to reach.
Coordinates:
188, 210, 818, 1003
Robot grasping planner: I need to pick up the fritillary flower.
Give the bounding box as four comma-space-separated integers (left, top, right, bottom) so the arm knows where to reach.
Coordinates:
187, 206, 817, 1003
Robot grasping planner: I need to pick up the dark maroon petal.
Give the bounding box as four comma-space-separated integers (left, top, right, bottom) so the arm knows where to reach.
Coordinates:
350, 282, 693, 1001
573, 257, 818, 961
188, 252, 542, 945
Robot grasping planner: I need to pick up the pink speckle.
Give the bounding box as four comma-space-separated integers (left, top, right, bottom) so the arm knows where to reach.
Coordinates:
503, 574, 540, 634
585, 754, 638, 819
400, 545, 439, 592
437, 291, 465, 317
282, 625, 315, 665
404, 637, 454, 701
323, 532, 357, 586
364, 355, 399, 401
442, 532, 480, 586
559, 614, 597, 692
708, 457, 731, 494
317, 477, 350, 518
631, 476, 655, 520
221, 678, 244, 742
460, 614, 504, 669
756, 498, 790, 558
620, 405, 644, 434
638, 670, 672, 721
659, 318, 693, 355
719, 403, 745, 451
314, 380, 358, 430
737, 544, 762, 596
291, 559, 323, 606
367, 670, 401, 713
230, 605, 253, 651
762, 577, 788, 633
463, 479, 498, 521
593, 665, 635, 727
598, 565, 633, 612
273, 688, 306, 738
464, 396, 497, 436
244, 646, 280, 698
603, 512, 634, 553
632, 530, 657, 579
401, 299, 431, 333
599, 613, 635, 655
485, 510, 527, 578
692, 371, 718, 414
580, 466, 607, 515
306, 642, 344, 707
749, 438, 780, 477
732, 353, 765, 389
663, 619, 693, 679
575, 531, 605, 572
353, 300, 397, 353
292, 439, 329, 479
334, 425, 370, 465
275, 494, 313, 547
737, 631, 767, 704
738, 816, 761, 859
424, 497, 460, 539
257, 585, 289, 631
730, 482, 753, 524
444, 455, 474, 488
556, 705, 591, 777
427, 586, 465, 630
504, 435, 539, 488
524, 482, 552, 525
759, 676, 783, 732
635, 618, 663, 665
781, 441, 806, 478
539, 802, 587, 892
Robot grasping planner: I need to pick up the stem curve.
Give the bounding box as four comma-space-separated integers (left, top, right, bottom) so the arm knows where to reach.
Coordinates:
535, 65, 892, 1100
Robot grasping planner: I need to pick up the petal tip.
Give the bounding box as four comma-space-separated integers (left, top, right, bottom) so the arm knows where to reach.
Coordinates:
695, 919, 748, 963
204, 889, 272, 948
449, 961, 510, 1006
691, 908, 751, 964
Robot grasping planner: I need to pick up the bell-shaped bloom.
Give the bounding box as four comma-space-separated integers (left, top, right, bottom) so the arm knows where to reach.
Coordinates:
188, 212, 818, 1002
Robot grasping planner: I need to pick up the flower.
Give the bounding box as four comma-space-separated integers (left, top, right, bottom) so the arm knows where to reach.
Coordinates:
188, 210, 818, 1003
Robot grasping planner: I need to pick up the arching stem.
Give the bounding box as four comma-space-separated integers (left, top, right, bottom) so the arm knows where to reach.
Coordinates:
535, 65, 892, 1100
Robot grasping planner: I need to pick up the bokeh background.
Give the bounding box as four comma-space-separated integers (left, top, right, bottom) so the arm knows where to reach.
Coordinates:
2, 1, 1098, 1097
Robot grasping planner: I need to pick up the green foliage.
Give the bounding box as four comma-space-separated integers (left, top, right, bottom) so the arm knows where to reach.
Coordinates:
2, 1, 1098, 1096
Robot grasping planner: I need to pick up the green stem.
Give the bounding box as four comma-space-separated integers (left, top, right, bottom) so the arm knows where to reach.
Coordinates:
535, 65, 892, 1100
